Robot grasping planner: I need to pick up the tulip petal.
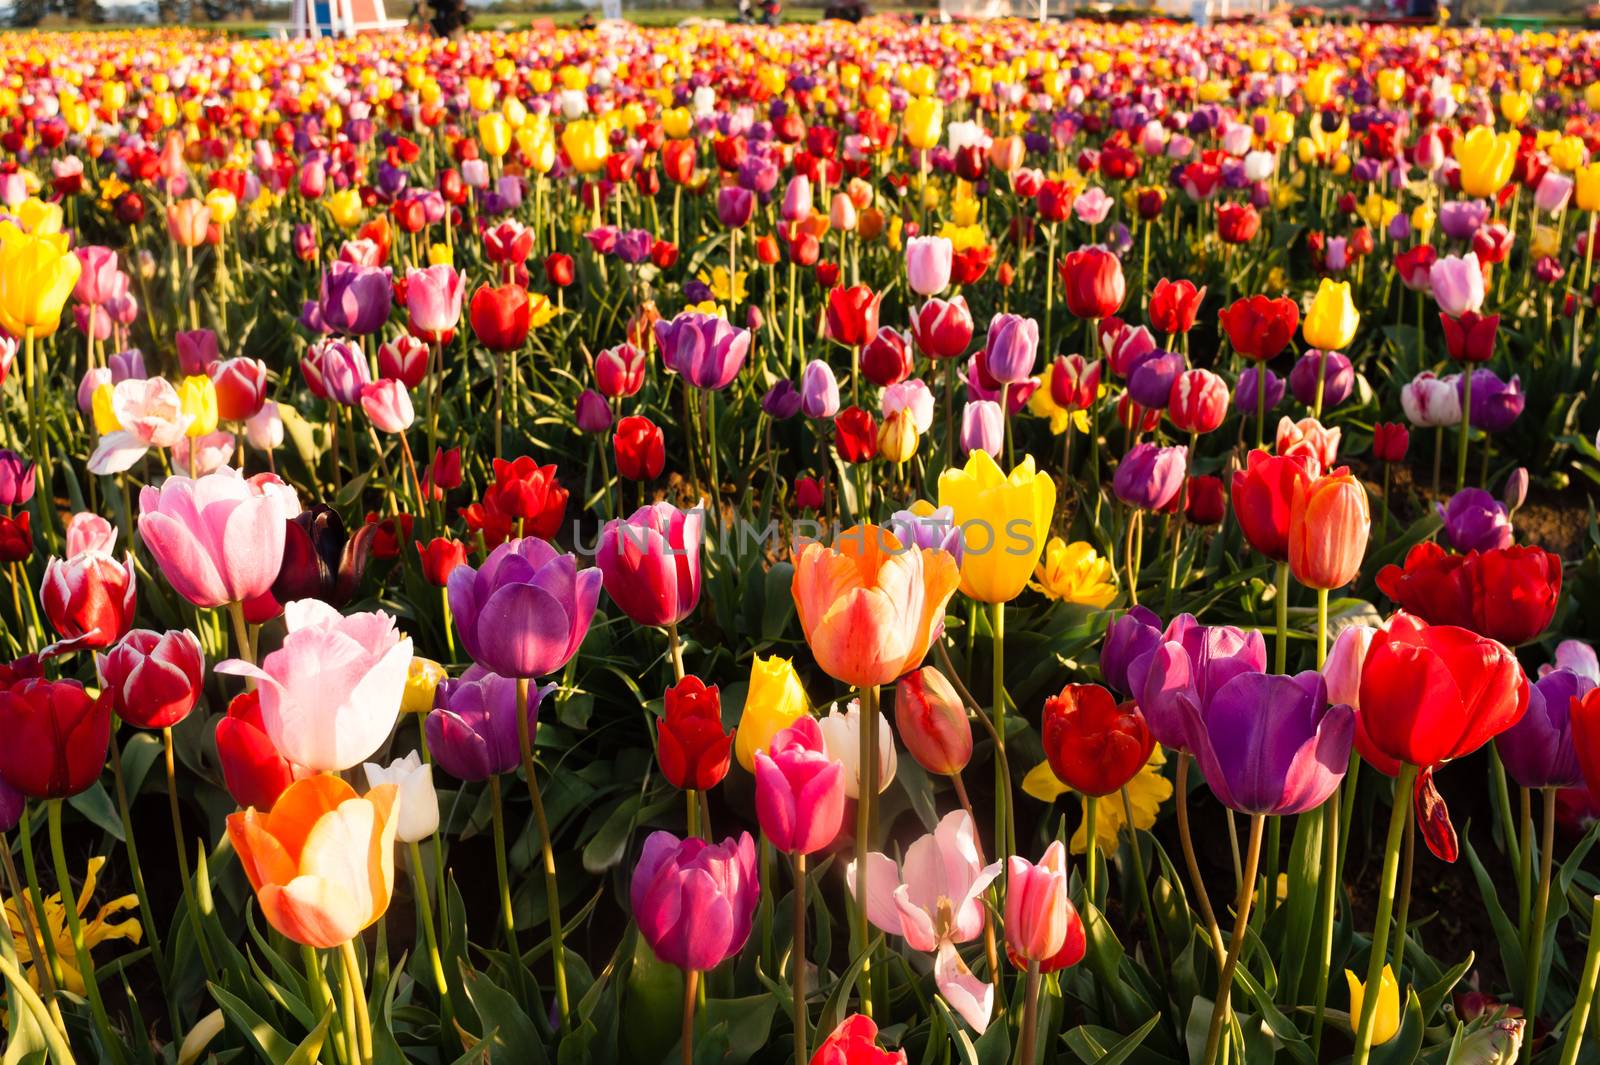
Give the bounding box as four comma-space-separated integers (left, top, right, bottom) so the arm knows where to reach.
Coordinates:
934, 941, 993, 1033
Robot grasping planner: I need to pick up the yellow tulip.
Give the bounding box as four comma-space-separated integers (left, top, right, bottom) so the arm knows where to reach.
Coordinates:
734, 654, 809, 771
0, 226, 81, 338
478, 113, 511, 159
1519, 63, 1543, 94
91, 383, 120, 435
1549, 135, 1587, 174
1303, 278, 1360, 351
661, 107, 693, 139
1304, 64, 1340, 107
1267, 111, 1295, 145
400, 657, 446, 715
1410, 202, 1436, 237
1376, 69, 1405, 102
903, 96, 944, 152
937, 450, 1056, 604
1579, 164, 1600, 212
326, 188, 364, 230
528, 69, 554, 94
427, 243, 453, 267
16, 198, 64, 236
1356, 193, 1399, 231
1455, 126, 1520, 198
561, 119, 608, 175
1345, 965, 1401, 1046
205, 189, 238, 227
1499, 90, 1531, 125
501, 96, 527, 130
178, 376, 218, 438
1586, 82, 1600, 113
877, 409, 919, 464
1031, 538, 1117, 607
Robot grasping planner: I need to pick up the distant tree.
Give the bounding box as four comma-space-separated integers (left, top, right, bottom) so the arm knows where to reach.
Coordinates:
11, 0, 45, 23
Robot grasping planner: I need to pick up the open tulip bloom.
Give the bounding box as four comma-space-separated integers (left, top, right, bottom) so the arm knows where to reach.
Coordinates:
8, 21, 1600, 1065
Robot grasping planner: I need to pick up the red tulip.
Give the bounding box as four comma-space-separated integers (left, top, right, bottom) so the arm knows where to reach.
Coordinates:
1218, 295, 1299, 361
950, 245, 994, 286
1049, 354, 1101, 410
1377, 541, 1561, 648
0, 679, 111, 798
894, 667, 972, 775
1216, 202, 1261, 244
481, 457, 567, 540
1440, 310, 1499, 363
861, 327, 913, 386
910, 296, 974, 360
810, 1015, 907, 1065
1356, 612, 1528, 771
1572, 688, 1600, 797
657, 675, 733, 792
415, 537, 467, 588
1042, 684, 1152, 797
614, 415, 666, 481
0, 512, 32, 563
469, 283, 531, 352
96, 628, 204, 729
1372, 422, 1410, 462
1167, 368, 1228, 435
1231, 449, 1314, 562
211, 357, 270, 421
1059, 247, 1126, 320
835, 406, 878, 463
1184, 475, 1226, 525
825, 286, 882, 348
662, 140, 696, 185
41, 552, 136, 649
216, 690, 306, 810
1148, 278, 1206, 336
1396, 245, 1438, 292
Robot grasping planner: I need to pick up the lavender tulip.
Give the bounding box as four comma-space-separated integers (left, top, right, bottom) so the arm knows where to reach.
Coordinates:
762, 381, 803, 420
1126, 351, 1185, 410
984, 313, 1039, 385
1099, 605, 1163, 697
1289, 350, 1354, 409
426, 668, 553, 780
319, 260, 393, 336
1113, 443, 1187, 510
1234, 367, 1285, 415
1439, 199, 1490, 242
1453, 369, 1524, 433
447, 537, 601, 678
1437, 489, 1514, 553
654, 312, 751, 391
1130, 614, 1268, 750
800, 359, 840, 419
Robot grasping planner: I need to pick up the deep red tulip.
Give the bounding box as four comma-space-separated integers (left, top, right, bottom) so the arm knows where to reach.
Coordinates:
1231, 449, 1314, 562
97, 628, 204, 729
1372, 422, 1410, 463
657, 675, 733, 792
1218, 294, 1299, 362
1059, 247, 1126, 320
469, 283, 531, 352
1184, 475, 1226, 525
950, 245, 994, 286
1041, 683, 1153, 797
1216, 202, 1261, 244
1440, 310, 1499, 363
0, 512, 32, 563
835, 406, 878, 463
416, 537, 468, 588
910, 296, 974, 360
1396, 245, 1438, 292
483, 457, 568, 540
794, 476, 824, 511
1148, 278, 1206, 336
1572, 689, 1600, 797
662, 140, 696, 185
1377, 541, 1561, 648
860, 327, 913, 386
545, 253, 576, 288
614, 415, 666, 481
0, 679, 111, 798
825, 286, 882, 348
1049, 354, 1101, 410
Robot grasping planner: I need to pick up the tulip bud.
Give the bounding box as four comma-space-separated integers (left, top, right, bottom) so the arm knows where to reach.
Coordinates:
894, 667, 972, 775
575, 389, 613, 434
42, 552, 136, 649
363, 751, 439, 843
96, 628, 204, 729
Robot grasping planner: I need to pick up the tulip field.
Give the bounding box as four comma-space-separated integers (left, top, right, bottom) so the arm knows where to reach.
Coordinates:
6, 14, 1600, 1065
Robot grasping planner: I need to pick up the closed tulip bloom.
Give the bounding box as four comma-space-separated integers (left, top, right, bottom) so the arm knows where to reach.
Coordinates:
1456, 127, 1520, 197
614, 415, 666, 480
65, 513, 116, 557
895, 667, 973, 775
793, 524, 959, 689
1303, 278, 1359, 350
911, 296, 975, 360
1218, 294, 1299, 361
1346, 967, 1402, 1047
1288, 469, 1370, 590
575, 389, 612, 434
734, 655, 809, 772
801, 359, 841, 419
273, 505, 373, 608
1231, 450, 1314, 562
1099, 605, 1163, 698
449, 537, 600, 678
216, 600, 412, 772
960, 400, 1004, 458
305, 338, 372, 406
415, 537, 467, 588
595, 343, 646, 398
1168, 369, 1228, 434
139, 469, 294, 608
1372, 423, 1410, 463
1288, 350, 1354, 409
984, 313, 1038, 385
825, 285, 882, 348
319, 260, 392, 336
0, 512, 31, 563
1059, 247, 1126, 320
597, 502, 703, 628
216, 691, 308, 809
362, 751, 439, 843
630, 830, 758, 971
0, 679, 111, 799
1041, 683, 1154, 797
0, 450, 36, 506
1357, 613, 1528, 770
211, 357, 270, 421
1050, 355, 1101, 411
846, 810, 1001, 1032
405, 264, 464, 339
906, 236, 953, 297
716, 186, 756, 230
228, 775, 399, 948
1005, 840, 1072, 963
1430, 253, 1485, 318
469, 283, 532, 352
1126, 351, 1185, 410
1113, 443, 1187, 511
0, 226, 82, 337
655, 311, 751, 390
1149, 278, 1206, 336
1438, 489, 1513, 553
755, 716, 846, 854
1400, 371, 1462, 427
781, 175, 813, 222
1499, 669, 1592, 790
1574, 689, 1600, 795
360, 379, 414, 434
41, 550, 136, 648
426, 670, 548, 781
658, 676, 732, 792
166, 198, 210, 247
1183, 670, 1354, 815
938, 450, 1055, 603
817, 697, 897, 800
878, 409, 919, 464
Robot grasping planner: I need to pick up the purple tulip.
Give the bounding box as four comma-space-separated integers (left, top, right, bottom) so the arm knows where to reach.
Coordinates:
1504, 468, 1529, 513
1439, 199, 1490, 242
447, 537, 601, 678
1129, 614, 1268, 751
615, 229, 655, 265
761, 381, 803, 420
1454, 369, 1524, 433
800, 360, 840, 419
0, 450, 37, 507
177, 329, 220, 376
716, 186, 756, 229
1113, 443, 1187, 510
887, 505, 963, 564
1234, 367, 1285, 414
108, 349, 146, 383
1126, 351, 1186, 410
654, 312, 751, 391
318, 260, 393, 336
961, 399, 1003, 457
631, 830, 759, 972
984, 313, 1039, 385
576, 389, 613, 434
1099, 604, 1163, 697
1289, 350, 1354, 409
425, 668, 552, 780
1437, 489, 1514, 553
1498, 668, 1592, 790
1183, 670, 1354, 815
596, 503, 703, 628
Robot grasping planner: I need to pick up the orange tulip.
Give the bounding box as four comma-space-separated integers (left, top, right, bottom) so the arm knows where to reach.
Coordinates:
167, 199, 210, 248
227, 775, 400, 948
792, 524, 960, 688
1288, 467, 1371, 590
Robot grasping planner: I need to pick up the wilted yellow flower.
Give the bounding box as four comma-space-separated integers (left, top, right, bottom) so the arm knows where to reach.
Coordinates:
528, 292, 558, 329
5, 856, 141, 996
1031, 538, 1117, 607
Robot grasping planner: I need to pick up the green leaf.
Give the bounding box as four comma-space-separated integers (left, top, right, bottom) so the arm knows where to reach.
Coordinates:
622, 935, 684, 1064
1418, 953, 1474, 1022
67, 783, 122, 842
208, 981, 296, 1065
1463, 834, 1525, 987
580, 793, 641, 874
282, 1008, 334, 1065
816, 934, 881, 1039
695, 994, 778, 1064
1061, 1012, 1161, 1065
459, 962, 549, 1065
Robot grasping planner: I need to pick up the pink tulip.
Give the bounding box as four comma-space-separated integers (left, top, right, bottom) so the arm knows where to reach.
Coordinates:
754, 717, 846, 855
361, 379, 415, 434
1429, 252, 1486, 319
216, 599, 413, 772
1005, 841, 1072, 963
73, 246, 120, 305
246, 401, 285, 452
172, 432, 236, 477
405, 264, 464, 339
89, 377, 192, 475
905, 236, 953, 297
781, 175, 813, 223
211, 357, 270, 422
137, 468, 298, 608
1275, 416, 1341, 478
630, 830, 759, 972
1323, 624, 1376, 710
846, 810, 1001, 1032
66, 513, 117, 558
379, 335, 429, 389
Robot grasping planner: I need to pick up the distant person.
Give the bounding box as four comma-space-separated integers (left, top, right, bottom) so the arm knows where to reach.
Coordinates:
427, 0, 469, 35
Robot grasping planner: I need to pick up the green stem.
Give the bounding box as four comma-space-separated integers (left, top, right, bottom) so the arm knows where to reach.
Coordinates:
682, 968, 700, 1065
47, 800, 127, 1065
1351, 764, 1419, 1065
1456, 364, 1473, 491
1177, 757, 1225, 969
1084, 795, 1099, 907
516, 677, 571, 1029
0, 828, 65, 1034
339, 941, 373, 1065
1017, 961, 1042, 1065
1315, 588, 1329, 669
1525, 788, 1558, 1023
1392, 811, 1415, 975
1557, 894, 1600, 1065
108, 728, 177, 1036
1122, 785, 1166, 978
486, 776, 527, 1004
1311, 794, 1339, 1058
406, 839, 450, 1025
1201, 813, 1265, 1065
17, 807, 65, 995
854, 683, 878, 1016
165, 726, 217, 979
1518, 786, 1535, 955
992, 601, 1012, 860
